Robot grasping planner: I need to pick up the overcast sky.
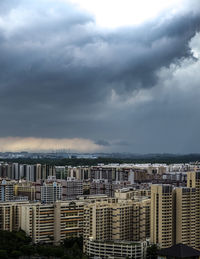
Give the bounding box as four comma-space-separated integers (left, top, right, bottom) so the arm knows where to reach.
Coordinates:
0, 0, 200, 153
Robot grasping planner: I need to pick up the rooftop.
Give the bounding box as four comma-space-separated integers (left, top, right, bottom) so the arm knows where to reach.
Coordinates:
158, 243, 200, 258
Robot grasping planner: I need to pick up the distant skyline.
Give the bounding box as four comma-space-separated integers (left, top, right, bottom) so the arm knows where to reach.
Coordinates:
0, 0, 200, 153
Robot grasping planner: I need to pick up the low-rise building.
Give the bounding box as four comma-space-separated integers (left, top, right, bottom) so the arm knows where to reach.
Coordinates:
14, 182, 36, 201
85, 239, 148, 259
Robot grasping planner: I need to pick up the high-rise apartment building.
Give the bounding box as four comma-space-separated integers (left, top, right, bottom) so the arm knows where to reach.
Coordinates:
0, 201, 29, 231
41, 182, 62, 203
133, 198, 150, 241
20, 201, 84, 244
187, 171, 200, 249
150, 184, 174, 248
41, 165, 56, 180
55, 166, 67, 179
12, 163, 19, 180
68, 166, 90, 180
150, 171, 200, 249
0, 163, 12, 179
0, 203, 14, 231
175, 187, 196, 247
0, 180, 14, 201
62, 177, 83, 200
83, 197, 150, 252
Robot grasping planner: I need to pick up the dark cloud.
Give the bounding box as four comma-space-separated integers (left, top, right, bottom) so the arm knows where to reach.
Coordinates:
0, 0, 200, 152
95, 140, 110, 147
113, 140, 130, 146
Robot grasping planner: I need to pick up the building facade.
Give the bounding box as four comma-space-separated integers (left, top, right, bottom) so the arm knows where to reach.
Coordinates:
41, 182, 62, 203
83, 197, 150, 254
0, 180, 14, 201
20, 200, 84, 244
150, 184, 174, 248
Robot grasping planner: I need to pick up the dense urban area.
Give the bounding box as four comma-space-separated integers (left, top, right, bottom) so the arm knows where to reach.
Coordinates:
1, 155, 200, 258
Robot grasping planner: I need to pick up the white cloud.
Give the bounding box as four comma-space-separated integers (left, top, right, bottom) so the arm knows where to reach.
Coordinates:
69, 0, 182, 28
190, 32, 200, 59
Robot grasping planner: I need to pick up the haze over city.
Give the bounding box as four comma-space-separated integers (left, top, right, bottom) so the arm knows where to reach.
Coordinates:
0, 0, 200, 153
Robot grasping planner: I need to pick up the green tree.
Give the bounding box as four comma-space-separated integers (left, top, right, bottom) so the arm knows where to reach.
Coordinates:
52, 247, 64, 257
0, 250, 8, 259
20, 245, 35, 255
10, 250, 22, 258
147, 244, 159, 259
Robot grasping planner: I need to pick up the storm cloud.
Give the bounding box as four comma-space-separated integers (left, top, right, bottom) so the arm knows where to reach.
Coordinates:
0, 0, 200, 152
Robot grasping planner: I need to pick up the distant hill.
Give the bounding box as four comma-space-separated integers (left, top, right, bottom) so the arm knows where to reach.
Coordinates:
1, 153, 200, 165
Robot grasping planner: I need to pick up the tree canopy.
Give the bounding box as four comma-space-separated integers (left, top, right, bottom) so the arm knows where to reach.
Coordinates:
0, 230, 88, 259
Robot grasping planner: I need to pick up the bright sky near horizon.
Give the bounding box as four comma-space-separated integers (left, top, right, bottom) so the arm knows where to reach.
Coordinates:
69, 0, 182, 28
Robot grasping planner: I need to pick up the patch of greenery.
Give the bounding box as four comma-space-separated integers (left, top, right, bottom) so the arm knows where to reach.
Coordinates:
3, 153, 200, 166
0, 230, 88, 259
147, 244, 159, 259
